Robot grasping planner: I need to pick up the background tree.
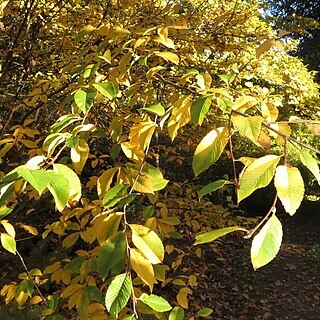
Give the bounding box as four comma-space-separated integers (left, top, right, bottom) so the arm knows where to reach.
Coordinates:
0, 0, 320, 319
266, 0, 320, 81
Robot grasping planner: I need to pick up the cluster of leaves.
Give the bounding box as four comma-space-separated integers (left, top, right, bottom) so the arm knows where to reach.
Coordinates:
0, 0, 320, 319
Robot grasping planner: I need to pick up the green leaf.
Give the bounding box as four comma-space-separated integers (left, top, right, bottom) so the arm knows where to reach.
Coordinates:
84, 286, 103, 303
43, 133, 67, 157
51, 114, 81, 133
141, 165, 169, 191
300, 150, 320, 184
251, 214, 282, 270
139, 103, 165, 116
237, 155, 281, 202
53, 164, 82, 204
1, 233, 16, 254
97, 232, 127, 279
83, 64, 99, 79
232, 115, 263, 143
197, 308, 213, 317
143, 205, 155, 220
0, 206, 13, 219
193, 127, 229, 176
17, 167, 49, 194
191, 96, 213, 126
274, 165, 304, 216
74, 88, 97, 113
47, 172, 70, 212
105, 273, 132, 317
130, 224, 164, 264
216, 97, 232, 113
198, 180, 230, 199
169, 306, 185, 320
139, 293, 172, 312
194, 226, 247, 245
103, 184, 127, 208
218, 73, 235, 86
93, 82, 117, 100
49, 294, 59, 312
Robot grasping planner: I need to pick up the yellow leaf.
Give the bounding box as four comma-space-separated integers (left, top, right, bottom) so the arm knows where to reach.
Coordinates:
269, 123, 291, 145
97, 167, 119, 199
261, 102, 279, 122
130, 224, 164, 264
130, 248, 155, 291
256, 39, 275, 58
71, 138, 89, 173
29, 295, 42, 304
62, 232, 80, 248
129, 120, 156, 151
1, 221, 15, 238
95, 212, 123, 245
233, 96, 258, 113
121, 141, 145, 162
232, 115, 263, 143
20, 139, 39, 149
16, 291, 28, 308
61, 284, 82, 299
274, 165, 304, 216
155, 52, 179, 65
176, 287, 192, 309
146, 66, 165, 80
167, 95, 192, 141
43, 262, 61, 275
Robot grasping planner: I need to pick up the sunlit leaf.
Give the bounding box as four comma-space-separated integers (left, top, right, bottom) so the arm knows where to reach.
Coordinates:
274, 165, 304, 215
191, 95, 213, 126
139, 104, 165, 116
300, 150, 320, 185
194, 226, 247, 245
74, 88, 97, 113
232, 115, 263, 143
169, 306, 185, 320
1, 233, 16, 254
105, 273, 132, 317
93, 82, 117, 100
130, 248, 154, 291
251, 214, 282, 270
139, 293, 172, 312
193, 127, 229, 176
237, 155, 281, 202
130, 224, 164, 264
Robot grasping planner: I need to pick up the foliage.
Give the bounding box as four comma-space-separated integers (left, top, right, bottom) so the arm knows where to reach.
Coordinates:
0, 0, 320, 319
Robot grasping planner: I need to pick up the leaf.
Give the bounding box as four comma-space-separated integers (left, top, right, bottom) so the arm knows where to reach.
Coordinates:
16, 167, 49, 195
51, 114, 81, 133
1, 233, 16, 254
218, 73, 235, 86
93, 82, 117, 100
97, 232, 127, 279
190, 96, 213, 126
274, 165, 304, 216
139, 293, 172, 312
62, 233, 79, 248
194, 226, 247, 245
130, 248, 154, 291
256, 38, 275, 58
233, 96, 258, 113
169, 306, 185, 320
251, 214, 282, 270
143, 205, 155, 220
71, 138, 89, 173
139, 104, 165, 116
197, 308, 213, 317
155, 52, 179, 65
193, 127, 229, 176
47, 172, 70, 212
198, 180, 230, 199
97, 167, 119, 199
53, 164, 82, 204
105, 273, 132, 317
167, 95, 192, 141
74, 88, 97, 113
141, 165, 169, 191
237, 155, 281, 202
102, 184, 127, 208
300, 150, 320, 185
43, 133, 67, 157
232, 115, 263, 143
130, 224, 164, 264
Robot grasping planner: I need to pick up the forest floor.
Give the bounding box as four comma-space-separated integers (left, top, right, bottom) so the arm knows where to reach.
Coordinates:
182, 202, 320, 320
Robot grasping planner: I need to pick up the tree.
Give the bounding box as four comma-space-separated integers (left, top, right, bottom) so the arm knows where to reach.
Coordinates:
0, 0, 320, 319
266, 0, 320, 81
